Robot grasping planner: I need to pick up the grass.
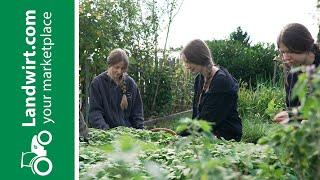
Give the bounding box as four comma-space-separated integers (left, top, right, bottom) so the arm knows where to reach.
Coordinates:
241, 114, 282, 143
238, 80, 285, 123
238, 80, 285, 143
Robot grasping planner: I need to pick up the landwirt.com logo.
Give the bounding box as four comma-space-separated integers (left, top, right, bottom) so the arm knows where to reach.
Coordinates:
20, 9, 55, 177
20, 130, 53, 176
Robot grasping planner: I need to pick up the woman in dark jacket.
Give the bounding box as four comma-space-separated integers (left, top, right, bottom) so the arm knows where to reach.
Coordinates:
89, 48, 144, 130
274, 23, 320, 124
181, 39, 242, 141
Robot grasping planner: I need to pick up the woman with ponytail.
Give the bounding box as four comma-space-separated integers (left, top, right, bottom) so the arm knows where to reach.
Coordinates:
274, 23, 320, 124
180, 39, 242, 141
89, 48, 144, 130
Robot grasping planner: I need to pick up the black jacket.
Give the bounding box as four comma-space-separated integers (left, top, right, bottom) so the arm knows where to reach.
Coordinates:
192, 67, 242, 141
89, 72, 144, 130
285, 52, 320, 108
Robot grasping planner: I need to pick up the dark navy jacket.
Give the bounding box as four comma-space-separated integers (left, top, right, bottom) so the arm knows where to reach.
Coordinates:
285, 52, 320, 107
89, 72, 144, 130
193, 67, 242, 141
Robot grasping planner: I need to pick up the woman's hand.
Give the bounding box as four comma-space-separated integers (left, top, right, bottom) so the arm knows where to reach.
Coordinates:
273, 111, 290, 124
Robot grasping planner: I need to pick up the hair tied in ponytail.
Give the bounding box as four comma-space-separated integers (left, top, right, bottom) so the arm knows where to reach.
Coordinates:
120, 94, 128, 110
120, 73, 128, 110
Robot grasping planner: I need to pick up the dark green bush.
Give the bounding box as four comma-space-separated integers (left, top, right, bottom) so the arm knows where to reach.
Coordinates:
206, 40, 279, 86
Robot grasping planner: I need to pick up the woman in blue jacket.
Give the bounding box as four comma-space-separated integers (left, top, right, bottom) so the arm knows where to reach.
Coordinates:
89, 48, 144, 130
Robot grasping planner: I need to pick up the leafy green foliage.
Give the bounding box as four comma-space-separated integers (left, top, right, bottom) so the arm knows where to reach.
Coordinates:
229, 26, 251, 46
80, 0, 193, 119
259, 66, 320, 179
206, 39, 279, 86
237, 81, 285, 143
242, 118, 281, 144
80, 121, 295, 179
265, 98, 283, 119
238, 81, 285, 122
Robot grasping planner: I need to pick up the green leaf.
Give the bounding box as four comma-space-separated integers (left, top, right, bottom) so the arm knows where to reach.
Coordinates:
198, 120, 212, 132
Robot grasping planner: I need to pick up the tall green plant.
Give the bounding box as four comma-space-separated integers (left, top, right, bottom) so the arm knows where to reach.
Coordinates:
80, 0, 191, 119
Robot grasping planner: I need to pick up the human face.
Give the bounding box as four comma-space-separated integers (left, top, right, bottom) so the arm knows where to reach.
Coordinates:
183, 61, 203, 74
107, 61, 127, 80
181, 53, 203, 73
278, 43, 308, 67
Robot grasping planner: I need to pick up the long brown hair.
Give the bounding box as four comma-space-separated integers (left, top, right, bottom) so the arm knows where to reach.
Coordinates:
181, 39, 215, 108
277, 23, 318, 54
107, 48, 129, 110
277, 23, 320, 86
181, 39, 214, 66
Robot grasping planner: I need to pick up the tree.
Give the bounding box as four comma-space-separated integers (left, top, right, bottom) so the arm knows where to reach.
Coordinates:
229, 26, 251, 46
79, 0, 191, 119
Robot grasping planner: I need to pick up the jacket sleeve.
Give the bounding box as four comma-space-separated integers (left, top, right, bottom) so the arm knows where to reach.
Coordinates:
129, 87, 144, 129
88, 79, 109, 130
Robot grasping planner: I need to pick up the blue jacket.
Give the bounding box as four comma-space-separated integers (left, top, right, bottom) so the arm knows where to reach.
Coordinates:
89, 72, 144, 130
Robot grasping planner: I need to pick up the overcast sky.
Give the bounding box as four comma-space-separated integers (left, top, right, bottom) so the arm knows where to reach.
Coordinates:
160, 0, 319, 48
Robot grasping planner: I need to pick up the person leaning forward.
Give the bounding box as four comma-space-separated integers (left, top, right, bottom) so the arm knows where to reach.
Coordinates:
180, 39, 242, 141
89, 48, 144, 130
273, 23, 320, 124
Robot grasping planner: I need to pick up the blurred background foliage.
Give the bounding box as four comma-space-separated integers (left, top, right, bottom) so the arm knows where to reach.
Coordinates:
80, 0, 282, 121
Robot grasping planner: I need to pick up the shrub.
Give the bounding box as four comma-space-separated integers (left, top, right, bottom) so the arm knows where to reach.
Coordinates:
206, 40, 279, 86
238, 81, 285, 123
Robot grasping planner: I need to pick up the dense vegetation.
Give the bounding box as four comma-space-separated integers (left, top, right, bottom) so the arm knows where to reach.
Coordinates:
80, 0, 279, 119
259, 65, 320, 179
80, 66, 320, 179
206, 40, 279, 87
80, 126, 292, 179
79, 1, 320, 179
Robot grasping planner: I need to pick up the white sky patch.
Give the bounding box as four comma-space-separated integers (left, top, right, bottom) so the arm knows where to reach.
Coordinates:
160, 0, 319, 48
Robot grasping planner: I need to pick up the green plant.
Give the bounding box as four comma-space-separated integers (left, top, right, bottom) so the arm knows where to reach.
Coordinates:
265, 98, 282, 119
80, 121, 296, 179
241, 116, 281, 143
259, 65, 320, 179
238, 81, 285, 123
80, 0, 192, 119
229, 26, 251, 46
206, 39, 279, 86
